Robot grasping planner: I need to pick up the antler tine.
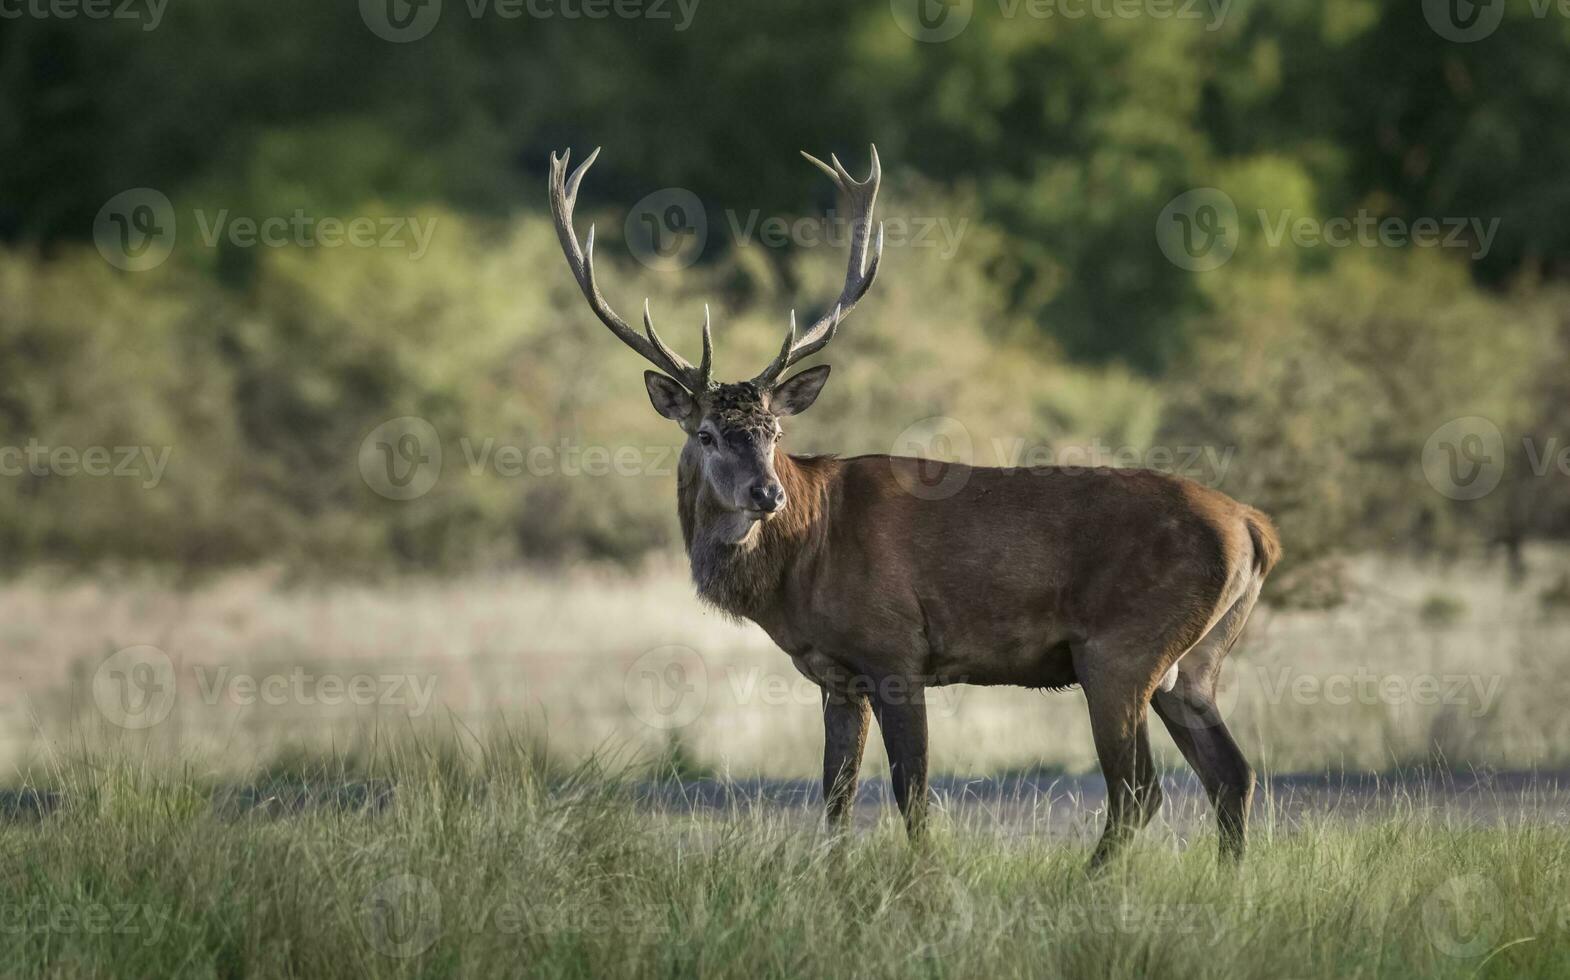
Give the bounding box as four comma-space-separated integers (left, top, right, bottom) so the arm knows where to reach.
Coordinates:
754, 145, 884, 386
800, 151, 843, 189
549, 147, 705, 391
642, 298, 712, 391
697, 304, 713, 390
751, 310, 799, 386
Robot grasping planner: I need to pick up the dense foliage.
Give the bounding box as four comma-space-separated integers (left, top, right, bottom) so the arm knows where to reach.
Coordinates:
2, 0, 1567, 575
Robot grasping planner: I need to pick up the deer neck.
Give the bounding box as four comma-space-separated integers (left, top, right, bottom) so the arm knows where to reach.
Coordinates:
677, 446, 833, 622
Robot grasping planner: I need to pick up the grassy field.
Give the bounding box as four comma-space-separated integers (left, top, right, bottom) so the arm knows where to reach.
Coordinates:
0, 742, 1567, 979
3, 551, 1570, 976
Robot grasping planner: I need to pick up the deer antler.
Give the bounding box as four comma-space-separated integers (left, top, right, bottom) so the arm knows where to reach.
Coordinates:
752, 145, 884, 386
549, 147, 712, 392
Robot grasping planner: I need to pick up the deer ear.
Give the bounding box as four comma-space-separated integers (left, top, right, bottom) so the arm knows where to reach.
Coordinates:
769, 365, 831, 417
644, 371, 695, 421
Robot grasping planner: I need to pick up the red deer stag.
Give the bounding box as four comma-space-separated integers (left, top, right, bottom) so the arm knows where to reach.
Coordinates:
548, 145, 1280, 867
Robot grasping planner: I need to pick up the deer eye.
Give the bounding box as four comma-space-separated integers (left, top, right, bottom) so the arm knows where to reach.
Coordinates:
697, 431, 714, 446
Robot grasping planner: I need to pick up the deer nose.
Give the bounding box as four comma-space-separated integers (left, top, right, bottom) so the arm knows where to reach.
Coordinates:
749, 483, 786, 513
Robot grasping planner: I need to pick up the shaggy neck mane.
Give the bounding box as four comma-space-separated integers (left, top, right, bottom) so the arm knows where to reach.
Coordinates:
678, 448, 838, 620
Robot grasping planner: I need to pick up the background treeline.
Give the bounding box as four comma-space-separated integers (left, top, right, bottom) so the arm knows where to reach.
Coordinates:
2, 0, 1569, 584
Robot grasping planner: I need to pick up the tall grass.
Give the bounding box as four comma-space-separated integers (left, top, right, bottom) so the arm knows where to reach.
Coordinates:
1, 735, 1568, 978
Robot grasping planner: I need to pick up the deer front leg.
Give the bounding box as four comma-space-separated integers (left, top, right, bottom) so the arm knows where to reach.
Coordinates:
869, 678, 929, 840
821, 690, 871, 831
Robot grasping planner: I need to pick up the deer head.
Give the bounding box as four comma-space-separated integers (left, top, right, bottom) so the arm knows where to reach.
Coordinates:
548, 145, 883, 536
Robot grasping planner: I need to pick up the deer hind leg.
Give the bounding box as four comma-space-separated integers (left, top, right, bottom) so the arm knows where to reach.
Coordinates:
821, 689, 871, 832
1075, 650, 1164, 871
1153, 576, 1262, 862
